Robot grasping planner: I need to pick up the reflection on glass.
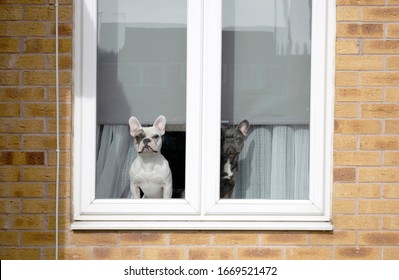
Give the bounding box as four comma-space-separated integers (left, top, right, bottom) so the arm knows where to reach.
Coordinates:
221, 0, 311, 199
96, 0, 187, 199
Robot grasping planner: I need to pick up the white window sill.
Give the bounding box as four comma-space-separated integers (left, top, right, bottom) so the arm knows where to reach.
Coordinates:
71, 221, 333, 231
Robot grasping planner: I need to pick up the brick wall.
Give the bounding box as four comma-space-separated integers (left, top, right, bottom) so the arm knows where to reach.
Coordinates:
0, 0, 398, 260
0, 0, 72, 259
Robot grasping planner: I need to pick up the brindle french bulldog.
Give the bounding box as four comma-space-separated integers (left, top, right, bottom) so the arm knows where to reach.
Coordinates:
220, 120, 250, 198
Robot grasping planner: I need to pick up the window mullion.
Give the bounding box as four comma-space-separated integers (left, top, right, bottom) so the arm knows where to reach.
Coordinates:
184, 0, 204, 211
201, 0, 223, 213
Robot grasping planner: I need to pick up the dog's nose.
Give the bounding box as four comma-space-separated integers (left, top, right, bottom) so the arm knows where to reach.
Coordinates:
143, 138, 151, 145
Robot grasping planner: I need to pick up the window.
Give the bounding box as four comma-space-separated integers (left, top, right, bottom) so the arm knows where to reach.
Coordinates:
73, 0, 335, 230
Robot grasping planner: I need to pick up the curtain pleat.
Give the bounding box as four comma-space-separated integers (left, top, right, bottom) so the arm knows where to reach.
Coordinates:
294, 126, 309, 199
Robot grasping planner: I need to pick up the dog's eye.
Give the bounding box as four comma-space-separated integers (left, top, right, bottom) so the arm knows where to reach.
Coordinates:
135, 132, 146, 143
135, 137, 144, 143
236, 136, 242, 141
152, 135, 160, 140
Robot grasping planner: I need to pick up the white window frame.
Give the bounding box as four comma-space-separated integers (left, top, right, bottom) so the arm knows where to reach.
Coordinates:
72, 0, 335, 230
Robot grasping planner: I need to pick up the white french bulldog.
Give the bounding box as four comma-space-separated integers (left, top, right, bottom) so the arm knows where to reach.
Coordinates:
128, 115, 173, 199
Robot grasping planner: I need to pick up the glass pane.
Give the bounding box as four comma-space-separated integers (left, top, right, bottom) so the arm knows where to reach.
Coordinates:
96, 0, 187, 199
221, 0, 311, 199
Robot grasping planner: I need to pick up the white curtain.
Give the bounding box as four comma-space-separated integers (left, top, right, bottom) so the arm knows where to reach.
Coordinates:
96, 125, 136, 198
96, 124, 309, 199
233, 125, 309, 199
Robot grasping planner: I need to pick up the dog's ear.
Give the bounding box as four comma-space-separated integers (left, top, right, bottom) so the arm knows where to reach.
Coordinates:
237, 120, 250, 136
153, 115, 166, 136
129, 116, 141, 137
